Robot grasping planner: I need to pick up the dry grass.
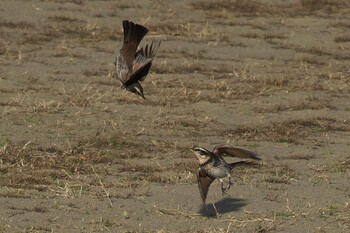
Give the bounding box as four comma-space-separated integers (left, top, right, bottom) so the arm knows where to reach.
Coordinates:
334, 34, 350, 43
47, 15, 86, 23
254, 100, 336, 113
18, 22, 120, 45
0, 20, 33, 29
226, 117, 349, 144
148, 21, 229, 42
191, 0, 281, 17
262, 164, 297, 184
192, 0, 350, 17
1, 1, 350, 232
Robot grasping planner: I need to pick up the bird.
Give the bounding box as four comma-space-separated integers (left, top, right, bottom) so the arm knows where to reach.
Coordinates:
115, 20, 161, 99
190, 145, 261, 205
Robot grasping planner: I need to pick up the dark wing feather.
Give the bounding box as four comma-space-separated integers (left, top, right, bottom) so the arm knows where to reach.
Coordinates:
229, 160, 260, 170
124, 41, 161, 86
197, 168, 214, 204
124, 60, 152, 86
213, 145, 262, 160
119, 20, 149, 68
138, 41, 161, 81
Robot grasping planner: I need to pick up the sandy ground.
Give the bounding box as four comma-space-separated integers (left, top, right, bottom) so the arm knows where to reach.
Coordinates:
0, 0, 349, 232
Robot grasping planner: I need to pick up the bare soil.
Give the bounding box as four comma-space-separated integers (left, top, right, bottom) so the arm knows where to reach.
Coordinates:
0, 0, 349, 232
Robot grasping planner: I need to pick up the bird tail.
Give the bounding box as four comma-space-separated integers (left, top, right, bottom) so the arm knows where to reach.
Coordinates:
123, 20, 148, 46
229, 160, 260, 170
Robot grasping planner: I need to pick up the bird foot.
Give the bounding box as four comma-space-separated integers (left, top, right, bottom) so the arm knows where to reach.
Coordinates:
227, 180, 234, 190
221, 181, 234, 196
221, 185, 230, 196
221, 187, 227, 195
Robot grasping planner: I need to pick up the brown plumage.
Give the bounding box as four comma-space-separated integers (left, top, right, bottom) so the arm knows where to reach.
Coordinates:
190, 145, 261, 205
115, 20, 161, 99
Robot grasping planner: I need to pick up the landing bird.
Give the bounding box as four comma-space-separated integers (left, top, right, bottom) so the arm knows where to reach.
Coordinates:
190, 145, 261, 205
115, 20, 161, 99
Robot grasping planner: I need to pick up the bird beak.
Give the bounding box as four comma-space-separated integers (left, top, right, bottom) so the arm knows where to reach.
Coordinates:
189, 147, 198, 157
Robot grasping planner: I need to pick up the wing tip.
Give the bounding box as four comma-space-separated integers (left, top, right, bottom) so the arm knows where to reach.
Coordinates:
250, 152, 263, 160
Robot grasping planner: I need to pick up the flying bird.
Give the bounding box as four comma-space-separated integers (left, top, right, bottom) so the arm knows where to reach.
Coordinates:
115, 20, 161, 99
190, 145, 261, 205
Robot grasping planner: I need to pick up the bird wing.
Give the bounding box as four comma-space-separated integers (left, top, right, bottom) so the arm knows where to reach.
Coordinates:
123, 58, 152, 86
137, 41, 161, 61
119, 20, 148, 67
229, 160, 260, 170
213, 145, 262, 160
124, 41, 161, 86
197, 168, 214, 204
117, 21, 148, 84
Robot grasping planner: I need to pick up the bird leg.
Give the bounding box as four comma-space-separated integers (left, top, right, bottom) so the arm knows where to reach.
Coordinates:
220, 177, 234, 196
220, 179, 227, 195
227, 176, 234, 190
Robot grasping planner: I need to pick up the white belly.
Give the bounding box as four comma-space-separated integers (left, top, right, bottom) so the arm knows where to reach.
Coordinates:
208, 166, 230, 178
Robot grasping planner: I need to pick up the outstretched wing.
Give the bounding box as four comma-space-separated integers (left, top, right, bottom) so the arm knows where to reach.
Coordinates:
229, 160, 261, 170
119, 20, 148, 67
197, 168, 214, 205
213, 145, 262, 160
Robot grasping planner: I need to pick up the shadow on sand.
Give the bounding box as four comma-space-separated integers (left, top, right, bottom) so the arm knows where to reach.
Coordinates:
198, 197, 248, 217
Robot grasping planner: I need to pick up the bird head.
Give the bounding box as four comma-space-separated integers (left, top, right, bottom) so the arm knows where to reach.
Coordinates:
127, 82, 145, 99
190, 147, 212, 164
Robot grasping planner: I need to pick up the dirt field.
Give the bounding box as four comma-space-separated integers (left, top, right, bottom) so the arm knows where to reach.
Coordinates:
0, 0, 349, 232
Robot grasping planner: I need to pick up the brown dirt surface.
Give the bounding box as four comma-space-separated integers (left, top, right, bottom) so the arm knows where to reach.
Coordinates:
0, 0, 349, 232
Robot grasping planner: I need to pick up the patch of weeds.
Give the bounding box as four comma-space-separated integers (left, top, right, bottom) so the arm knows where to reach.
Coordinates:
263, 164, 297, 184
319, 205, 341, 219
329, 165, 346, 174
122, 210, 130, 219
108, 136, 124, 150
26, 114, 41, 123
274, 211, 294, 219
103, 217, 115, 227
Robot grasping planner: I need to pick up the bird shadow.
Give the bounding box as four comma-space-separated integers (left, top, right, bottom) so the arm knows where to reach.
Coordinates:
198, 197, 248, 218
